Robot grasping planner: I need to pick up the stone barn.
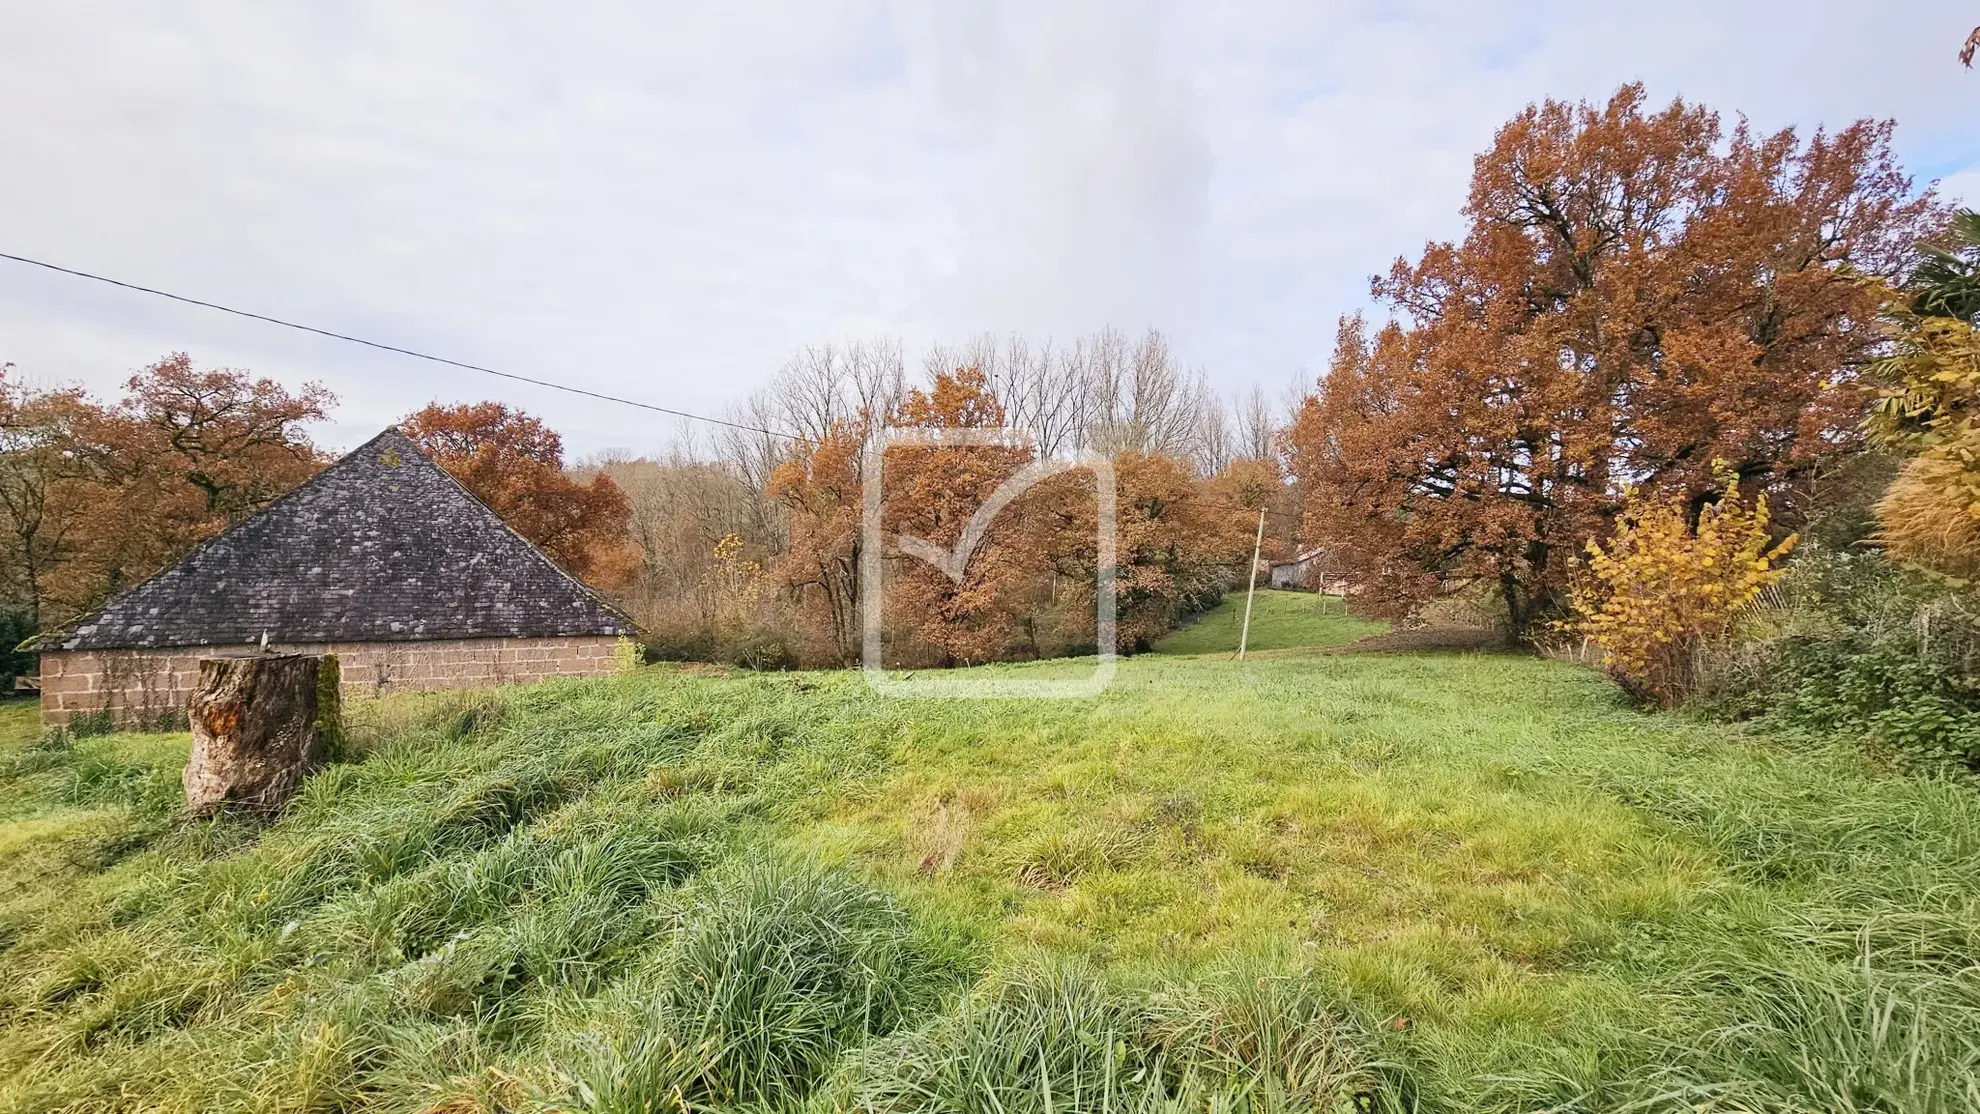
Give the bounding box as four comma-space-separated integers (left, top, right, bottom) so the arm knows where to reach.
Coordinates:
1267, 548, 1325, 590
1268, 547, 1353, 595
29, 428, 637, 727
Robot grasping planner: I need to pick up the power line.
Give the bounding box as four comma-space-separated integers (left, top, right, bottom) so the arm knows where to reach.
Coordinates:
0, 250, 807, 442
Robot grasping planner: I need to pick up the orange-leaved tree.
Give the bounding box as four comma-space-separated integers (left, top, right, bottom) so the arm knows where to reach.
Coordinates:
1286, 84, 1940, 637
119, 353, 333, 523
1107, 453, 1259, 650
1569, 477, 1795, 706
1034, 452, 1263, 652
1, 354, 333, 627
402, 402, 639, 590
770, 421, 867, 661
0, 369, 105, 628
877, 367, 1033, 666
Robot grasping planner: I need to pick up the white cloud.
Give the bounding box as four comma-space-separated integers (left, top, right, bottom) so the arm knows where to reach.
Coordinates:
1938, 169, 1980, 209
909, 1, 1214, 339
1, 0, 1975, 454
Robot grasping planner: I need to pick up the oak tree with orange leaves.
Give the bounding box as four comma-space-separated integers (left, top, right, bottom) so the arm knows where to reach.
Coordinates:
0, 369, 105, 629
1, 354, 332, 629
765, 363, 1280, 665
876, 367, 1033, 666
1029, 453, 1265, 652
402, 402, 640, 590
769, 421, 867, 660
769, 368, 1035, 666
1286, 84, 1942, 636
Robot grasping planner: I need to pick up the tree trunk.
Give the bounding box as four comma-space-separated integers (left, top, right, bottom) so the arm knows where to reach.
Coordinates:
183, 652, 340, 815
1500, 571, 1531, 643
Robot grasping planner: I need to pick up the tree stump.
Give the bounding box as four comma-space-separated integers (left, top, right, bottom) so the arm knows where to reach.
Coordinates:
183, 652, 341, 815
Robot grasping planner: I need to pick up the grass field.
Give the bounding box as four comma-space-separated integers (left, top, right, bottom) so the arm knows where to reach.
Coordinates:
2, 600, 1978, 1112
1150, 589, 1384, 655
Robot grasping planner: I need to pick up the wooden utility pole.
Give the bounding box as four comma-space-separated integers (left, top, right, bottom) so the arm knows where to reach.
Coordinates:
1237, 506, 1267, 660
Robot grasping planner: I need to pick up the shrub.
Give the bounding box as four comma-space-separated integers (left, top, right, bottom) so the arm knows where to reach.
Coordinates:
1878, 454, 1980, 582
0, 607, 33, 695
1569, 479, 1794, 707
633, 603, 799, 671
1695, 549, 1980, 770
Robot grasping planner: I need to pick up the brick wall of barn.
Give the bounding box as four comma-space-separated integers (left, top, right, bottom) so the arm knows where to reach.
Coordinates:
37, 636, 622, 728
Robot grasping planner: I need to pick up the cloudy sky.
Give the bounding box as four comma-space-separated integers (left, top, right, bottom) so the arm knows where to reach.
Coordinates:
3, 1, 1977, 457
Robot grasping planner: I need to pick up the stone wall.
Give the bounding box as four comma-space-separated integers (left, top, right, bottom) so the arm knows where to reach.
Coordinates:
37, 636, 622, 728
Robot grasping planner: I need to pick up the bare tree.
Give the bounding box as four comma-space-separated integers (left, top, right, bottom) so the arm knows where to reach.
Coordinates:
913, 327, 1236, 465
1085, 328, 1210, 458
1192, 394, 1235, 475
1234, 383, 1278, 462
717, 390, 791, 506
923, 332, 1102, 459
715, 337, 906, 535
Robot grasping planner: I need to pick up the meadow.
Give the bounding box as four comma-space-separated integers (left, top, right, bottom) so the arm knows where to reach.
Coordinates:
1148, 588, 1384, 656
1, 590, 1977, 1112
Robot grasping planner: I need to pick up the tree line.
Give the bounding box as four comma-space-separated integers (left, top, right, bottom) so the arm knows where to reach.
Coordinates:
595, 327, 1300, 668
1, 328, 1296, 680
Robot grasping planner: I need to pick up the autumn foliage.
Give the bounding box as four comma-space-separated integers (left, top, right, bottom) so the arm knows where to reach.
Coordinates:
1286, 84, 1939, 636
0, 355, 330, 629
3, 342, 1269, 672
1856, 206, 1980, 592
874, 368, 1035, 665
402, 402, 641, 590
0, 366, 659, 653
1867, 314, 1980, 581
769, 424, 867, 661
762, 366, 1266, 666
1028, 452, 1266, 653
1570, 479, 1795, 706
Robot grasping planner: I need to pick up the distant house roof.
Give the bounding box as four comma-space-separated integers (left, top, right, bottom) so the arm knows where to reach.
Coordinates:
1269, 547, 1327, 570
30, 428, 633, 651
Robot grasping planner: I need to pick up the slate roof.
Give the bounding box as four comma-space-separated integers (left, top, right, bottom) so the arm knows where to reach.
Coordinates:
31, 428, 635, 651
1269, 547, 1328, 569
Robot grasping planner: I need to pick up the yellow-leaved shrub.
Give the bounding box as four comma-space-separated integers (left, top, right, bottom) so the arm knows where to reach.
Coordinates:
1570, 479, 1795, 707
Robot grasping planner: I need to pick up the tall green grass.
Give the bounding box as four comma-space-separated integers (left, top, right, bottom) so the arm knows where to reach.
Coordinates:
818, 962, 1385, 1114
542, 860, 972, 1111
2, 635, 1979, 1111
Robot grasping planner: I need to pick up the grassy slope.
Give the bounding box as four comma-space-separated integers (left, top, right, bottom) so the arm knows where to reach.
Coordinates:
1150, 588, 1384, 655
1, 624, 1977, 1111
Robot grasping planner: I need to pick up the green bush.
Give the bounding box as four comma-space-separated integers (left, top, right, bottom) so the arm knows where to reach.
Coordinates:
639, 620, 798, 670
723, 626, 799, 671
0, 608, 32, 695
1697, 550, 1980, 770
